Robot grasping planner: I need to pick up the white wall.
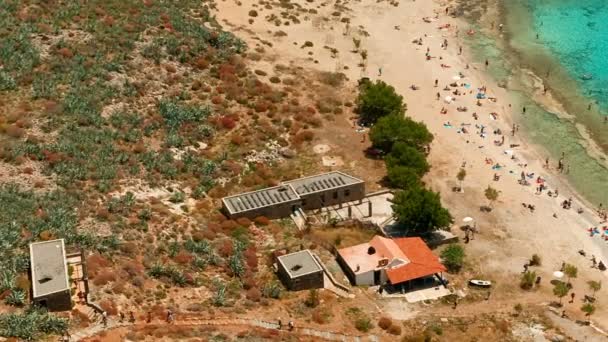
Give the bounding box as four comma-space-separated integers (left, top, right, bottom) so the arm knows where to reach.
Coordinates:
355, 270, 374, 286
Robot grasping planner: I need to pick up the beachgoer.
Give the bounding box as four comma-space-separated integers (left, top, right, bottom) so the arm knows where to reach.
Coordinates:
523, 263, 529, 273
498, 23, 503, 32
588, 103, 592, 110
436, 92, 440, 100
452, 298, 458, 309
569, 293, 575, 303
378, 67, 382, 77
435, 79, 438, 87
561, 310, 567, 318
591, 255, 597, 268
459, 46, 462, 55
522, 106, 526, 114
485, 59, 489, 68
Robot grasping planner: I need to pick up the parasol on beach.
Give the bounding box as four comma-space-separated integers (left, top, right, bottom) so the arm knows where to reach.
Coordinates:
552, 271, 564, 279
452, 75, 461, 81
444, 96, 454, 104
463, 217, 474, 223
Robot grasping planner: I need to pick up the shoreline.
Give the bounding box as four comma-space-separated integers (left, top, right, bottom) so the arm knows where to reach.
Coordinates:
457, 0, 608, 207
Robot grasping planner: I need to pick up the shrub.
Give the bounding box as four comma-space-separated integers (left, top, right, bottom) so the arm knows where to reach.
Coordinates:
378, 317, 392, 330
440, 244, 465, 273
305, 289, 320, 308
246, 288, 261, 302
248, 10, 258, 17
520, 271, 537, 290
93, 270, 116, 286
221, 116, 236, 129
529, 254, 542, 266
388, 324, 402, 335
99, 299, 118, 315
355, 317, 373, 332
253, 216, 270, 225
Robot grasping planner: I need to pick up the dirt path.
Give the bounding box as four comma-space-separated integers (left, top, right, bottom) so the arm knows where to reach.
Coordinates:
75, 315, 380, 342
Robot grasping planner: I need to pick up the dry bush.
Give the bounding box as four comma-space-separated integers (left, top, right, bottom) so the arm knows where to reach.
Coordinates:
99, 299, 118, 315
119, 242, 138, 256
218, 240, 234, 257
112, 280, 126, 294
5, 125, 25, 138
242, 276, 257, 290
292, 130, 314, 145
56, 47, 74, 58
311, 308, 332, 324
174, 251, 194, 265
193, 57, 209, 70
21, 167, 34, 174
388, 324, 402, 335
246, 288, 261, 302
122, 261, 144, 277
253, 216, 270, 226
244, 248, 258, 270
93, 270, 116, 286
164, 64, 176, 73
220, 116, 236, 129
378, 317, 392, 330
39, 230, 56, 241
236, 217, 251, 226
87, 254, 110, 277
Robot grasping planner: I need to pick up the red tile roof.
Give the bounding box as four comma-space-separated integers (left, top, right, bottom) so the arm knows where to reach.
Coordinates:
386, 237, 446, 284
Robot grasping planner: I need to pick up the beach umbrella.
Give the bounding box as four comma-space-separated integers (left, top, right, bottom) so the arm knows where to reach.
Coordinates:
452, 75, 461, 81
444, 96, 453, 103
553, 271, 564, 279
463, 217, 474, 223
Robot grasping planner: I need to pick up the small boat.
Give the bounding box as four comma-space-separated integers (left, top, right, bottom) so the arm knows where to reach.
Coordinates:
581, 74, 593, 81
469, 279, 492, 288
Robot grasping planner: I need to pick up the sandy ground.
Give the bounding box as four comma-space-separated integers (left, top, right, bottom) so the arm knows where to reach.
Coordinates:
214, 0, 608, 335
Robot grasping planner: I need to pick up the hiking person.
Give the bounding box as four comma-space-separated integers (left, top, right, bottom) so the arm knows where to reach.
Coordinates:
569, 293, 575, 303
119, 312, 125, 323
278, 318, 282, 330
102, 311, 108, 328
288, 320, 294, 331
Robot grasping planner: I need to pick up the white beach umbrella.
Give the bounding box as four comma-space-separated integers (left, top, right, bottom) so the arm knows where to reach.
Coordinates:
463, 217, 474, 223
452, 75, 461, 81
553, 271, 564, 279
444, 96, 453, 103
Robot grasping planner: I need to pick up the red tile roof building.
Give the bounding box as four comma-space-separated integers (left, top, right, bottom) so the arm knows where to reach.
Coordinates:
337, 236, 446, 286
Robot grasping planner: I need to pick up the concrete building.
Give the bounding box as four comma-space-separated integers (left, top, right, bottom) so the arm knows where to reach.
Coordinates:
29, 239, 72, 311
276, 250, 324, 291
222, 171, 365, 219
337, 236, 446, 290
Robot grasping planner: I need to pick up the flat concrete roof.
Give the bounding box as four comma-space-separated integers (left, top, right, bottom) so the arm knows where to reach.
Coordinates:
284, 171, 363, 196
278, 250, 323, 278
29, 239, 70, 298
222, 184, 300, 215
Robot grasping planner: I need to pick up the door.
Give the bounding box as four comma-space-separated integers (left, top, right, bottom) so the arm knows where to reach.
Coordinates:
374, 270, 381, 285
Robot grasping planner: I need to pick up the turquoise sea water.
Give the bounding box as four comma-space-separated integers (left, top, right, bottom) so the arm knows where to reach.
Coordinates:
462, 0, 608, 206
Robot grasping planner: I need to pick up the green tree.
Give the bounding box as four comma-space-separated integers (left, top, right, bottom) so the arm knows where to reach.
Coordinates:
392, 187, 452, 235
386, 142, 429, 177
386, 165, 421, 190
563, 263, 578, 285
587, 280, 602, 299
369, 114, 433, 153
357, 80, 405, 125
553, 281, 569, 306
440, 244, 465, 273
456, 168, 466, 192
484, 186, 499, 209
581, 303, 596, 323
520, 270, 537, 290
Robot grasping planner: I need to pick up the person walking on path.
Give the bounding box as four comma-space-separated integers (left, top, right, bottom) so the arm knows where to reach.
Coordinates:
288, 321, 295, 331
569, 293, 575, 304
102, 311, 108, 328
129, 311, 135, 323
119, 312, 125, 323
277, 318, 282, 330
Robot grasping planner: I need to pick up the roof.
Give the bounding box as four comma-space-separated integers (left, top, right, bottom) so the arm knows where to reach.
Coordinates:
338, 236, 445, 283
284, 171, 364, 196
277, 250, 323, 278
386, 237, 446, 284
337, 236, 408, 274
222, 184, 300, 215
221, 171, 364, 215
29, 239, 70, 298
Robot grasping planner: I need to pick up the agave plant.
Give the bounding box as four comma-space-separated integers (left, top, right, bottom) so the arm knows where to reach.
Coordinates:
5, 289, 26, 307
212, 283, 226, 307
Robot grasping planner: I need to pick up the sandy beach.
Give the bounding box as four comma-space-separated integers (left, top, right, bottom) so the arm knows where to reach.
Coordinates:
215, 0, 608, 333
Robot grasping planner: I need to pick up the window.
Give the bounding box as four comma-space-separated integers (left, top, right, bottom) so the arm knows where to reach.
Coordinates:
333, 191, 338, 199
344, 189, 351, 197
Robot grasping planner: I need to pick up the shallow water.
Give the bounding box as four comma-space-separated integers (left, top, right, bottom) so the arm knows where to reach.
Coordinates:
460, 0, 608, 206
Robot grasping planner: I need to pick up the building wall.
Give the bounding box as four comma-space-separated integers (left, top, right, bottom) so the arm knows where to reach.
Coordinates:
33, 290, 72, 312
336, 253, 357, 285
299, 183, 365, 211
224, 200, 301, 220
355, 270, 374, 286
277, 263, 323, 291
